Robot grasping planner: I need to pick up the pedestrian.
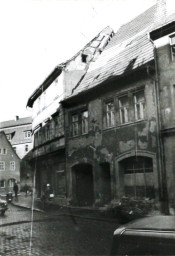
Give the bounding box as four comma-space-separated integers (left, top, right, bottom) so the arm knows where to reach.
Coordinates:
13, 181, 19, 199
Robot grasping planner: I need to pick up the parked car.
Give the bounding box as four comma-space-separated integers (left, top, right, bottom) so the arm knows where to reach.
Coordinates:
0, 198, 8, 215
111, 216, 175, 255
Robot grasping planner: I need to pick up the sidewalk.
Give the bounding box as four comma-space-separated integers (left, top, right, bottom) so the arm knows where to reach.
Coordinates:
11, 194, 118, 222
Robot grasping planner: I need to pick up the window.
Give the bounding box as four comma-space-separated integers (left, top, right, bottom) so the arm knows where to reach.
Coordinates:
10, 161, 15, 171
0, 162, 5, 170
118, 90, 145, 124
24, 131, 32, 138
123, 157, 153, 174
37, 130, 42, 145
81, 110, 88, 134
8, 179, 15, 188
6, 134, 12, 141
81, 54, 88, 63
71, 110, 89, 136
0, 180, 5, 188
25, 145, 29, 152
3, 149, 7, 155
72, 114, 79, 136
105, 101, 115, 128
121, 156, 155, 199
134, 91, 145, 120
170, 34, 175, 60
45, 125, 50, 140
119, 96, 130, 124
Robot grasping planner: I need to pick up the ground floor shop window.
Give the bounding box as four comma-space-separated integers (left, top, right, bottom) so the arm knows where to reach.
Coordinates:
120, 156, 155, 199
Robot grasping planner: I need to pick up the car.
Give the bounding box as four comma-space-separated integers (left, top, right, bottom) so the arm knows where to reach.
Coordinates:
110, 216, 175, 255
0, 198, 8, 215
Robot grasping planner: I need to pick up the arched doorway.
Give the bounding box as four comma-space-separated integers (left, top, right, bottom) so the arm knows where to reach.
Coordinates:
72, 163, 94, 206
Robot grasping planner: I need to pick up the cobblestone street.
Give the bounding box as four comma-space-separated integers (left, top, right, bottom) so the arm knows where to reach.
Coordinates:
0, 204, 49, 226
0, 204, 118, 255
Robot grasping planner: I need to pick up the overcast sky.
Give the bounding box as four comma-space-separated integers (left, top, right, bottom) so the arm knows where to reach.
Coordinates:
0, 0, 155, 122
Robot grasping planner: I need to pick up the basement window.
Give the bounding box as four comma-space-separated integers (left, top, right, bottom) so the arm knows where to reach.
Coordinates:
170, 34, 175, 61
81, 54, 88, 63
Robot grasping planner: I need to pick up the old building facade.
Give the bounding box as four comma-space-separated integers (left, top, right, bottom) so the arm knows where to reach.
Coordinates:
27, 0, 175, 213
62, 0, 175, 213
63, 65, 160, 208
0, 116, 33, 190
0, 116, 33, 159
0, 132, 20, 194
27, 27, 114, 203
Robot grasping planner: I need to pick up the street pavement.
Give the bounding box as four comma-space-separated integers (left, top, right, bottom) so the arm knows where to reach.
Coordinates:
0, 204, 50, 226
0, 200, 119, 255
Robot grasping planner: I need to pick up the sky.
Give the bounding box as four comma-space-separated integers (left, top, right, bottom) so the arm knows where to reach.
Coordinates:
0, 0, 156, 122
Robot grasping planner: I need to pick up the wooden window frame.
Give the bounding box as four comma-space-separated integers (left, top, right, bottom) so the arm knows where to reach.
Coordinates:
10, 161, 15, 171
133, 90, 145, 121
71, 109, 89, 137
0, 161, 5, 171
105, 100, 115, 128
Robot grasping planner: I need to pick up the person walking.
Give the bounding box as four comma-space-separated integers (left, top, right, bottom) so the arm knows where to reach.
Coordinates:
13, 182, 19, 199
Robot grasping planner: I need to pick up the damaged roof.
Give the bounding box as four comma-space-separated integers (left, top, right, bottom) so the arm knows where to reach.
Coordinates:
27, 26, 114, 108
65, 2, 175, 100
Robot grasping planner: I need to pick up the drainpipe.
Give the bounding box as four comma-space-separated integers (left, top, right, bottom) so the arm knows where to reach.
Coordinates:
149, 34, 169, 214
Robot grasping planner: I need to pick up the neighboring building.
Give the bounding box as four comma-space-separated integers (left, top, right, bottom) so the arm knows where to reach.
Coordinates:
0, 116, 33, 190
0, 116, 33, 159
0, 131, 20, 194
26, 27, 114, 203
61, 0, 175, 213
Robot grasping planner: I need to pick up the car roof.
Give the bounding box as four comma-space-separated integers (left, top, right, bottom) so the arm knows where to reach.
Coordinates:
119, 216, 175, 232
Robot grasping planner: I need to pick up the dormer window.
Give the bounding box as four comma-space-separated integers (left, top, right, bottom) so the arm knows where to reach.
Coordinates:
81, 54, 88, 63
170, 34, 175, 60
6, 134, 12, 141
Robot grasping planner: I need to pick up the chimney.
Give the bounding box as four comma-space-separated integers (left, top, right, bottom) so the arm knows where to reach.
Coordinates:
156, 0, 167, 24
15, 115, 19, 121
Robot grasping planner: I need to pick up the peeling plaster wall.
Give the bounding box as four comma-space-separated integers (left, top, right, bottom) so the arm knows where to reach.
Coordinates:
65, 76, 160, 206
155, 34, 175, 211
155, 35, 175, 128
163, 135, 175, 213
